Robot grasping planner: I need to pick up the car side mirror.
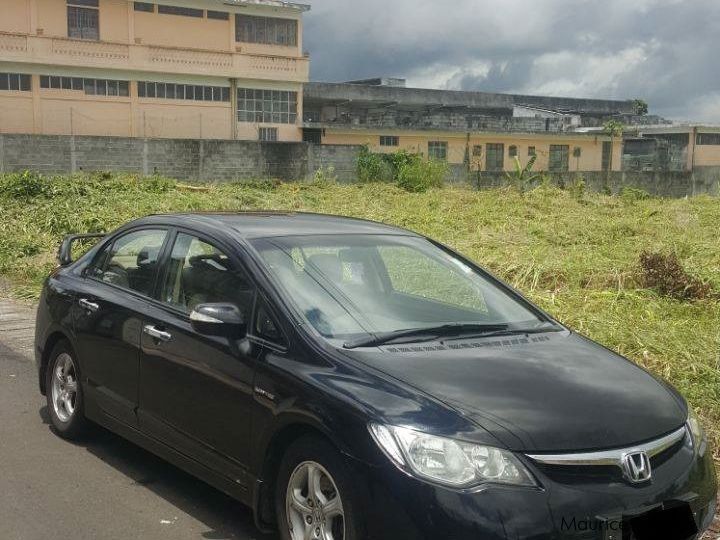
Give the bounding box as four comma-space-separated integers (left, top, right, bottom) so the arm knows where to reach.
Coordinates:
189, 303, 246, 337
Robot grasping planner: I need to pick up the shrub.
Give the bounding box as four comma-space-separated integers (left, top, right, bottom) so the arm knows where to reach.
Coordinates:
0, 171, 53, 199
357, 145, 393, 183
637, 251, 712, 300
396, 155, 447, 193
620, 186, 651, 202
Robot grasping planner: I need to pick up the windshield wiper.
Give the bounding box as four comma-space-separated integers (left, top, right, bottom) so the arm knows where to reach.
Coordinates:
440, 323, 564, 343
343, 323, 509, 349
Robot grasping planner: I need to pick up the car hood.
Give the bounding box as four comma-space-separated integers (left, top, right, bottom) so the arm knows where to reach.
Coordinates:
342, 331, 687, 452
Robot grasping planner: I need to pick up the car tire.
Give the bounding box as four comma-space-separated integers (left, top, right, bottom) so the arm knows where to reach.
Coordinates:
275, 435, 366, 540
45, 340, 88, 439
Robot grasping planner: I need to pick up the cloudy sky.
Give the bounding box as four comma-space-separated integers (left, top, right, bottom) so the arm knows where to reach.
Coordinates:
303, 0, 720, 122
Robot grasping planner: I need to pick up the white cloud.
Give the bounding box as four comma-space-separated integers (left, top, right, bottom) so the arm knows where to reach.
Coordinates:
303, 0, 720, 120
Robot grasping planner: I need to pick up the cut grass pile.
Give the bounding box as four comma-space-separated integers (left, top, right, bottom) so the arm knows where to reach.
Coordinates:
1, 171, 718, 456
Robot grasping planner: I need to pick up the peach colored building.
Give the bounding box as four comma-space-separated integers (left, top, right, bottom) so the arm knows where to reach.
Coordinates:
0, 0, 309, 141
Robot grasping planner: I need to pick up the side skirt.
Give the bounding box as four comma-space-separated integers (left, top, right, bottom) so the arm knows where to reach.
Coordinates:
84, 405, 256, 512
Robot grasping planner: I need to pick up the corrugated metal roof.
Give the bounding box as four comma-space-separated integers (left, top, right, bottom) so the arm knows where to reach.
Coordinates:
220, 0, 310, 12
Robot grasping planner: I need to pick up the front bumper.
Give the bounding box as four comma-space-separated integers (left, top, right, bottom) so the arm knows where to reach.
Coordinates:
358, 435, 717, 539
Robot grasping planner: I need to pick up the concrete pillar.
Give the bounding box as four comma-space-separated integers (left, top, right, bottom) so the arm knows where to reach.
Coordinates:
142, 138, 149, 176
70, 133, 77, 173
198, 139, 205, 180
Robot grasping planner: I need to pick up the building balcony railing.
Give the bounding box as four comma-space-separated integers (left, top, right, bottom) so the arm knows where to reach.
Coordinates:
0, 32, 309, 83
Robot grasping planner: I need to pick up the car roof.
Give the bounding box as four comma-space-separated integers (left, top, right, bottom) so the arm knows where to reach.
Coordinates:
132, 212, 420, 240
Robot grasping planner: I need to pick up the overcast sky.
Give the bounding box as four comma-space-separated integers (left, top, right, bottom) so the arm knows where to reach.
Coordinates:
303, 0, 720, 122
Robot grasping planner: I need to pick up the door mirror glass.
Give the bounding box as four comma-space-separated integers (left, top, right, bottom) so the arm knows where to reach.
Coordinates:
190, 303, 246, 336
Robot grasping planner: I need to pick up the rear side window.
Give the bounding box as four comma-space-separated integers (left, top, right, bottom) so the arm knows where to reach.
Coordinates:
159, 233, 255, 321
88, 229, 167, 296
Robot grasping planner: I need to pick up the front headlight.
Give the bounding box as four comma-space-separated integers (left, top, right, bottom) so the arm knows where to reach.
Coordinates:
687, 408, 706, 451
370, 423, 537, 489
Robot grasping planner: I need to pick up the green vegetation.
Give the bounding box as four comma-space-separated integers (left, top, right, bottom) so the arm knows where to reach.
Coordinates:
1, 171, 718, 458
357, 146, 447, 192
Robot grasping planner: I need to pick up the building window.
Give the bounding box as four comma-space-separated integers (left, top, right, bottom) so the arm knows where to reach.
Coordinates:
549, 144, 570, 172
235, 15, 298, 46
602, 141, 612, 171
67, 0, 99, 40
508, 145, 518, 158
528, 146, 536, 157
428, 141, 448, 161
134, 2, 154, 12
157, 5, 203, 17
138, 82, 229, 102
237, 88, 298, 124
259, 127, 278, 141
0, 73, 31, 92
41, 76, 128, 97
486, 143, 504, 171
207, 10, 229, 20
472, 145, 483, 157
696, 133, 720, 145
380, 136, 399, 147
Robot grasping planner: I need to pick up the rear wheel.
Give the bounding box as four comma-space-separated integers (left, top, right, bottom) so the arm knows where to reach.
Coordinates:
46, 340, 87, 439
276, 436, 365, 540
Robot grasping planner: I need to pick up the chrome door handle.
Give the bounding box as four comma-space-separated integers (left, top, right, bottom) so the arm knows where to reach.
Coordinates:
143, 325, 172, 343
78, 298, 100, 312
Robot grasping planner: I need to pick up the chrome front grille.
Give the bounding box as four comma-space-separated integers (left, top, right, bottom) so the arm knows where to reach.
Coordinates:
526, 426, 688, 484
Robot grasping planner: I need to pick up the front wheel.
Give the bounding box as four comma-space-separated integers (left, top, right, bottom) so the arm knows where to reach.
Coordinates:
276, 436, 366, 540
45, 340, 88, 439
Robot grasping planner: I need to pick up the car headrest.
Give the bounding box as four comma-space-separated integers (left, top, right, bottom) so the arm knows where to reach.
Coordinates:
307, 253, 343, 283
137, 246, 160, 268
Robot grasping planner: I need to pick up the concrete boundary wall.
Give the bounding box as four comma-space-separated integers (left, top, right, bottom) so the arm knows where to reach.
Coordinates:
0, 134, 718, 197
0, 134, 361, 183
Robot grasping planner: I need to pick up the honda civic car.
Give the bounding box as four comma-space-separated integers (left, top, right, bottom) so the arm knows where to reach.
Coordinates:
35, 212, 716, 539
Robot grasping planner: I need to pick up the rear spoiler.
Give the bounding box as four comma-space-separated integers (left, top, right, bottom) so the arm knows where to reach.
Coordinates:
58, 233, 107, 267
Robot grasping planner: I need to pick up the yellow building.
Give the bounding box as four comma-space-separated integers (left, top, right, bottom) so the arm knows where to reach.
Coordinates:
0, 0, 310, 140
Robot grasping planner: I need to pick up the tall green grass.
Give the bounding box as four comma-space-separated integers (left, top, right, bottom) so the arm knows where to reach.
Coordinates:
1, 171, 718, 457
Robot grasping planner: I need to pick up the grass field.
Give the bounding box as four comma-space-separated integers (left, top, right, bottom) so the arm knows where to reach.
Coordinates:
1, 171, 718, 456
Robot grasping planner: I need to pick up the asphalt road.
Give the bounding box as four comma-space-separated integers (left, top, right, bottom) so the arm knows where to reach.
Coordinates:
0, 299, 274, 540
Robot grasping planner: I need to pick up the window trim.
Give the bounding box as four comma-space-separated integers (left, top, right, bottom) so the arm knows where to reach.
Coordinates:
248, 293, 289, 351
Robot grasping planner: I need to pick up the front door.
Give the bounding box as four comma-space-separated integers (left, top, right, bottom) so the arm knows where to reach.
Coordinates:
138, 231, 257, 488
73, 228, 169, 427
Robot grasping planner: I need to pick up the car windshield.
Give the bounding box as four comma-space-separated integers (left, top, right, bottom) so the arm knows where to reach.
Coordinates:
251, 234, 548, 344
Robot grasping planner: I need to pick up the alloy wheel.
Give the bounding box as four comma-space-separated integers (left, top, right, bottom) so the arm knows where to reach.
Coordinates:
51, 353, 78, 423
286, 461, 345, 540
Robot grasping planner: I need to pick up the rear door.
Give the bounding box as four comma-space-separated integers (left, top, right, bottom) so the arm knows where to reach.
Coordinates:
73, 228, 169, 427
138, 231, 258, 487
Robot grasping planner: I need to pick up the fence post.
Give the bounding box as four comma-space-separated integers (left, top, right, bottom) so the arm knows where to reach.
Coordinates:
0, 134, 4, 174
69, 108, 77, 173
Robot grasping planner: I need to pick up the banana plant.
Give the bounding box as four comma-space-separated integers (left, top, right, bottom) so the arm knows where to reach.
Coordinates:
505, 154, 540, 193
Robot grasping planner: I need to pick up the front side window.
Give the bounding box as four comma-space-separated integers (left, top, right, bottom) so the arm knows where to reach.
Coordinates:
160, 233, 255, 320
251, 235, 544, 343
88, 229, 167, 296
67, 0, 99, 40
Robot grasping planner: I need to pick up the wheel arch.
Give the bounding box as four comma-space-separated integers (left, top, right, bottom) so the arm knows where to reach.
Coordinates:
254, 420, 347, 532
